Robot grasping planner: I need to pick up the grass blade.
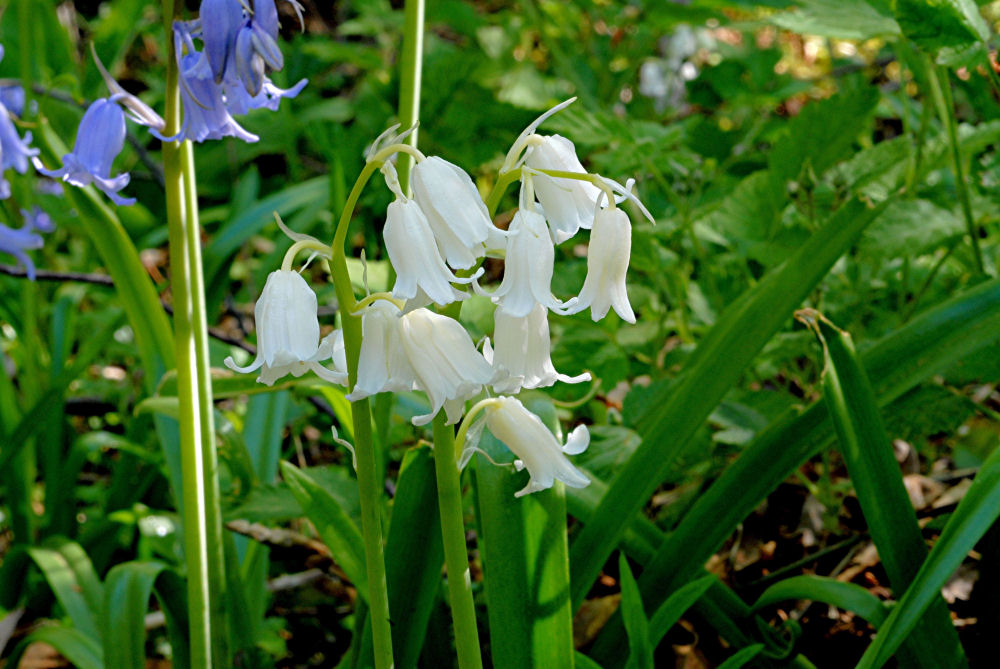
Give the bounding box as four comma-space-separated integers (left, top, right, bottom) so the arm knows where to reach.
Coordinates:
26, 539, 103, 642
569, 197, 889, 609
801, 311, 965, 667
716, 644, 765, 669
8, 625, 103, 669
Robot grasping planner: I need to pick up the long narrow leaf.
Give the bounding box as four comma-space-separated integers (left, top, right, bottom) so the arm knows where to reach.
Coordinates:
103, 561, 169, 669
473, 421, 576, 669
805, 312, 965, 667
618, 553, 653, 669
357, 445, 443, 669
569, 197, 888, 609
858, 429, 1000, 667
7, 625, 103, 669
751, 575, 888, 628
588, 275, 1000, 664
26, 539, 103, 641
280, 461, 368, 599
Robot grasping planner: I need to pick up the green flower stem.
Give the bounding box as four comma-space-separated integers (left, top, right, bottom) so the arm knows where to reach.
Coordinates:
432, 414, 484, 669
181, 138, 230, 666
928, 64, 983, 275
395, 0, 424, 197
329, 160, 394, 669
485, 169, 523, 216
161, 1, 227, 665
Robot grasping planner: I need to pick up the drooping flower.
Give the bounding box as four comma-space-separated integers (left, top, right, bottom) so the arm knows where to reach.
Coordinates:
565, 204, 635, 323
223, 76, 307, 116
224, 270, 347, 385
468, 396, 590, 497
411, 156, 504, 269
380, 162, 479, 306
490, 202, 566, 318
34, 98, 135, 206
165, 52, 259, 143
0, 209, 54, 280
200, 0, 245, 83
485, 303, 590, 394
348, 301, 496, 425
524, 134, 603, 243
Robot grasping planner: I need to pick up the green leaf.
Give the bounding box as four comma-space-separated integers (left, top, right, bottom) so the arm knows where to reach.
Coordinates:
858, 423, 1000, 667
358, 446, 444, 669
27, 539, 103, 642
752, 575, 888, 628
472, 401, 575, 669
894, 0, 989, 55
647, 576, 715, 647
795, 311, 964, 665
715, 644, 765, 669
279, 462, 368, 599
858, 199, 964, 258
569, 197, 889, 612
769, 0, 901, 40
7, 625, 104, 669
589, 274, 1000, 665
102, 561, 170, 669
619, 553, 653, 669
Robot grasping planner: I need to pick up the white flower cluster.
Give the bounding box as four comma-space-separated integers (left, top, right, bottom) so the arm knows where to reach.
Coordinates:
226, 100, 652, 496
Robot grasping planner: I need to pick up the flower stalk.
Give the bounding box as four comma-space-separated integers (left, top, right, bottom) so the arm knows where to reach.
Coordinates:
162, 1, 228, 665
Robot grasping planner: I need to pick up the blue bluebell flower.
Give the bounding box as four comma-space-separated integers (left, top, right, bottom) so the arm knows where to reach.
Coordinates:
0, 209, 54, 280
200, 0, 246, 83
224, 76, 306, 115
0, 84, 24, 118
162, 52, 259, 143
35, 98, 135, 206
0, 101, 39, 199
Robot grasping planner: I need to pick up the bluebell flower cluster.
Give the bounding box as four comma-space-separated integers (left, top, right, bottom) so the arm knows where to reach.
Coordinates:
168, 0, 307, 143
0, 208, 55, 280
0, 46, 38, 200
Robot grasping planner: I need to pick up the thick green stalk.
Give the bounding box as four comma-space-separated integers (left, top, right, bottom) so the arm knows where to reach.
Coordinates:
928, 64, 983, 275
432, 416, 484, 669
395, 0, 424, 196
181, 139, 230, 665
330, 163, 395, 669
161, 1, 225, 665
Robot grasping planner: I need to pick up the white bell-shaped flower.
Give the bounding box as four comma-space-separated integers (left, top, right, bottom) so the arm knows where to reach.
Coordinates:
349, 300, 418, 399
525, 134, 603, 243
479, 396, 590, 497
566, 205, 635, 323
484, 304, 590, 394
491, 201, 566, 318
225, 270, 347, 385
382, 165, 478, 306
348, 301, 496, 426
411, 156, 500, 269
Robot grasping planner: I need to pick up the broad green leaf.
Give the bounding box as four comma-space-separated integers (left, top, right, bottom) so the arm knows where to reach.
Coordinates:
752, 575, 888, 628
619, 553, 653, 669
279, 462, 368, 599
589, 275, 1000, 665
894, 0, 989, 55
102, 561, 169, 669
569, 197, 889, 612
242, 391, 291, 483
858, 199, 964, 258
473, 411, 575, 669
769, 0, 901, 40
358, 446, 444, 669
